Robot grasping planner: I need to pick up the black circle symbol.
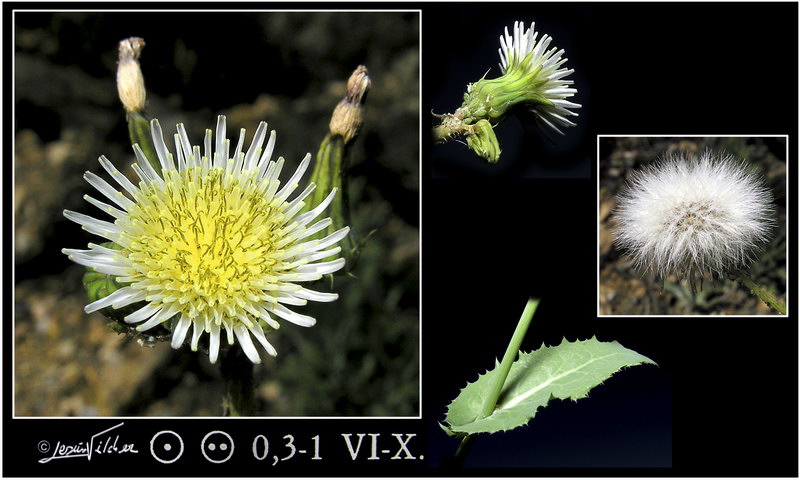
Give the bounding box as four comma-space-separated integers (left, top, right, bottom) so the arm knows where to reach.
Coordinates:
150, 430, 184, 464
201, 431, 235, 464
37, 440, 50, 453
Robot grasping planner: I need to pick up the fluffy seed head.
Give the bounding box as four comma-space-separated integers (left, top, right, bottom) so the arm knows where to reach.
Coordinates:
63, 116, 349, 364
613, 150, 774, 282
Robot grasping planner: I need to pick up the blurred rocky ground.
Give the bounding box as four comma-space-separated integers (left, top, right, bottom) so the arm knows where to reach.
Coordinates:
599, 137, 787, 315
15, 12, 419, 416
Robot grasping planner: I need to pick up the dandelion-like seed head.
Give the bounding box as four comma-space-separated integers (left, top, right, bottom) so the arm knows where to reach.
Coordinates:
63, 116, 349, 364
496, 20, 581, 135
613, 150, 774, 284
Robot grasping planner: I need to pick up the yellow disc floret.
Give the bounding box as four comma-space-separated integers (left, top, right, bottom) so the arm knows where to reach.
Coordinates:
119, 166, 284, 329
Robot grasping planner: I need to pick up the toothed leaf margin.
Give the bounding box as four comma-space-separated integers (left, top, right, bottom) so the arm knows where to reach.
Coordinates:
442, 337, 656, 435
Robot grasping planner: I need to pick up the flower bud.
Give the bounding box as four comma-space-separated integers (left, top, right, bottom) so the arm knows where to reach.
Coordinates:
116, 37, 147, 113
329, 65, 370, 144
465, 119, 501, 163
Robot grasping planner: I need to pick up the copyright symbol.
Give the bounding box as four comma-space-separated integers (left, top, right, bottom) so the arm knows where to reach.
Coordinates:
38, 440, 50, 453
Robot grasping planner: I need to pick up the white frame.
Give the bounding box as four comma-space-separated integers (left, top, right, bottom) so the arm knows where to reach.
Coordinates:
10, 8, 424, 420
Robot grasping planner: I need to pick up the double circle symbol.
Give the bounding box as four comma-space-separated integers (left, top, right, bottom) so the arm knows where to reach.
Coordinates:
201, 430, 235, 464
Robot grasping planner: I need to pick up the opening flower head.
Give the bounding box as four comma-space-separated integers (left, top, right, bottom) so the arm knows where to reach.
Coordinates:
496, 21, 581, 135
63, 116, 349, 364
613, 150, 774, 286
456, 20, 581, 131
433, 20, 581, 163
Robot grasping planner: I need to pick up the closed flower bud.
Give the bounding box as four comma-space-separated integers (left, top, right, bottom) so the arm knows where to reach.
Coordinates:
116, 37, 147, 113
465, 119, 501, 163
329, 65, 370, 144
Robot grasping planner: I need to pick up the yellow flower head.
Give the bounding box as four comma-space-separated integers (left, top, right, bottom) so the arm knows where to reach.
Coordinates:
63, 116, 349, 364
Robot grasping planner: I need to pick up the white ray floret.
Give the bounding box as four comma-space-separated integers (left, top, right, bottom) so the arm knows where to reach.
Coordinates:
63, 116, 349, 364
498, 20, 581, 135
613, 150, 774, 281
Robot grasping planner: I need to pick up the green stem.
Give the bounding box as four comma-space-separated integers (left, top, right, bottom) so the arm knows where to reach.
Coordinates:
433, 123, 459, 143
306, 134, 332, 218
478, 298, 540, 419
127, 110, 160, 173
308, 133, 356, 261
220, 347, 256, 416
329, 134, 355, 255
450, 299, 540, 467
739, 275, 787, 315
433, 117, 471, 144
451, 435, 475, 467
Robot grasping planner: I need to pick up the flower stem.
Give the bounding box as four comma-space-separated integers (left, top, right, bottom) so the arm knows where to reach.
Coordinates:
479, 298, 540, 419
126, 110, 160, 173
220, 347, 256, 416
451, 435, 475, 466
738, 275, 787, 315
433, 114, 472, 144
450, 299, 540, 466
433, 122, 462, 143
306, 66, 370, 265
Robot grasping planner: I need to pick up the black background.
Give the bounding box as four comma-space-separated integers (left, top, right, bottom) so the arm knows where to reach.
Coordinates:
6, 1, 800, 477
430, 4, 592, 178
423, 0, 797, 475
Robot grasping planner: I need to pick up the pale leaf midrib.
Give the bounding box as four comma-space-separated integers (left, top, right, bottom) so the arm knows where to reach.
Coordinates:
497, 352, 623, 411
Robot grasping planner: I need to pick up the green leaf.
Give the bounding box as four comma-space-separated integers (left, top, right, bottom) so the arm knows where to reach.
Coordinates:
442, 337, 656, 436
82, 242, 128, 304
